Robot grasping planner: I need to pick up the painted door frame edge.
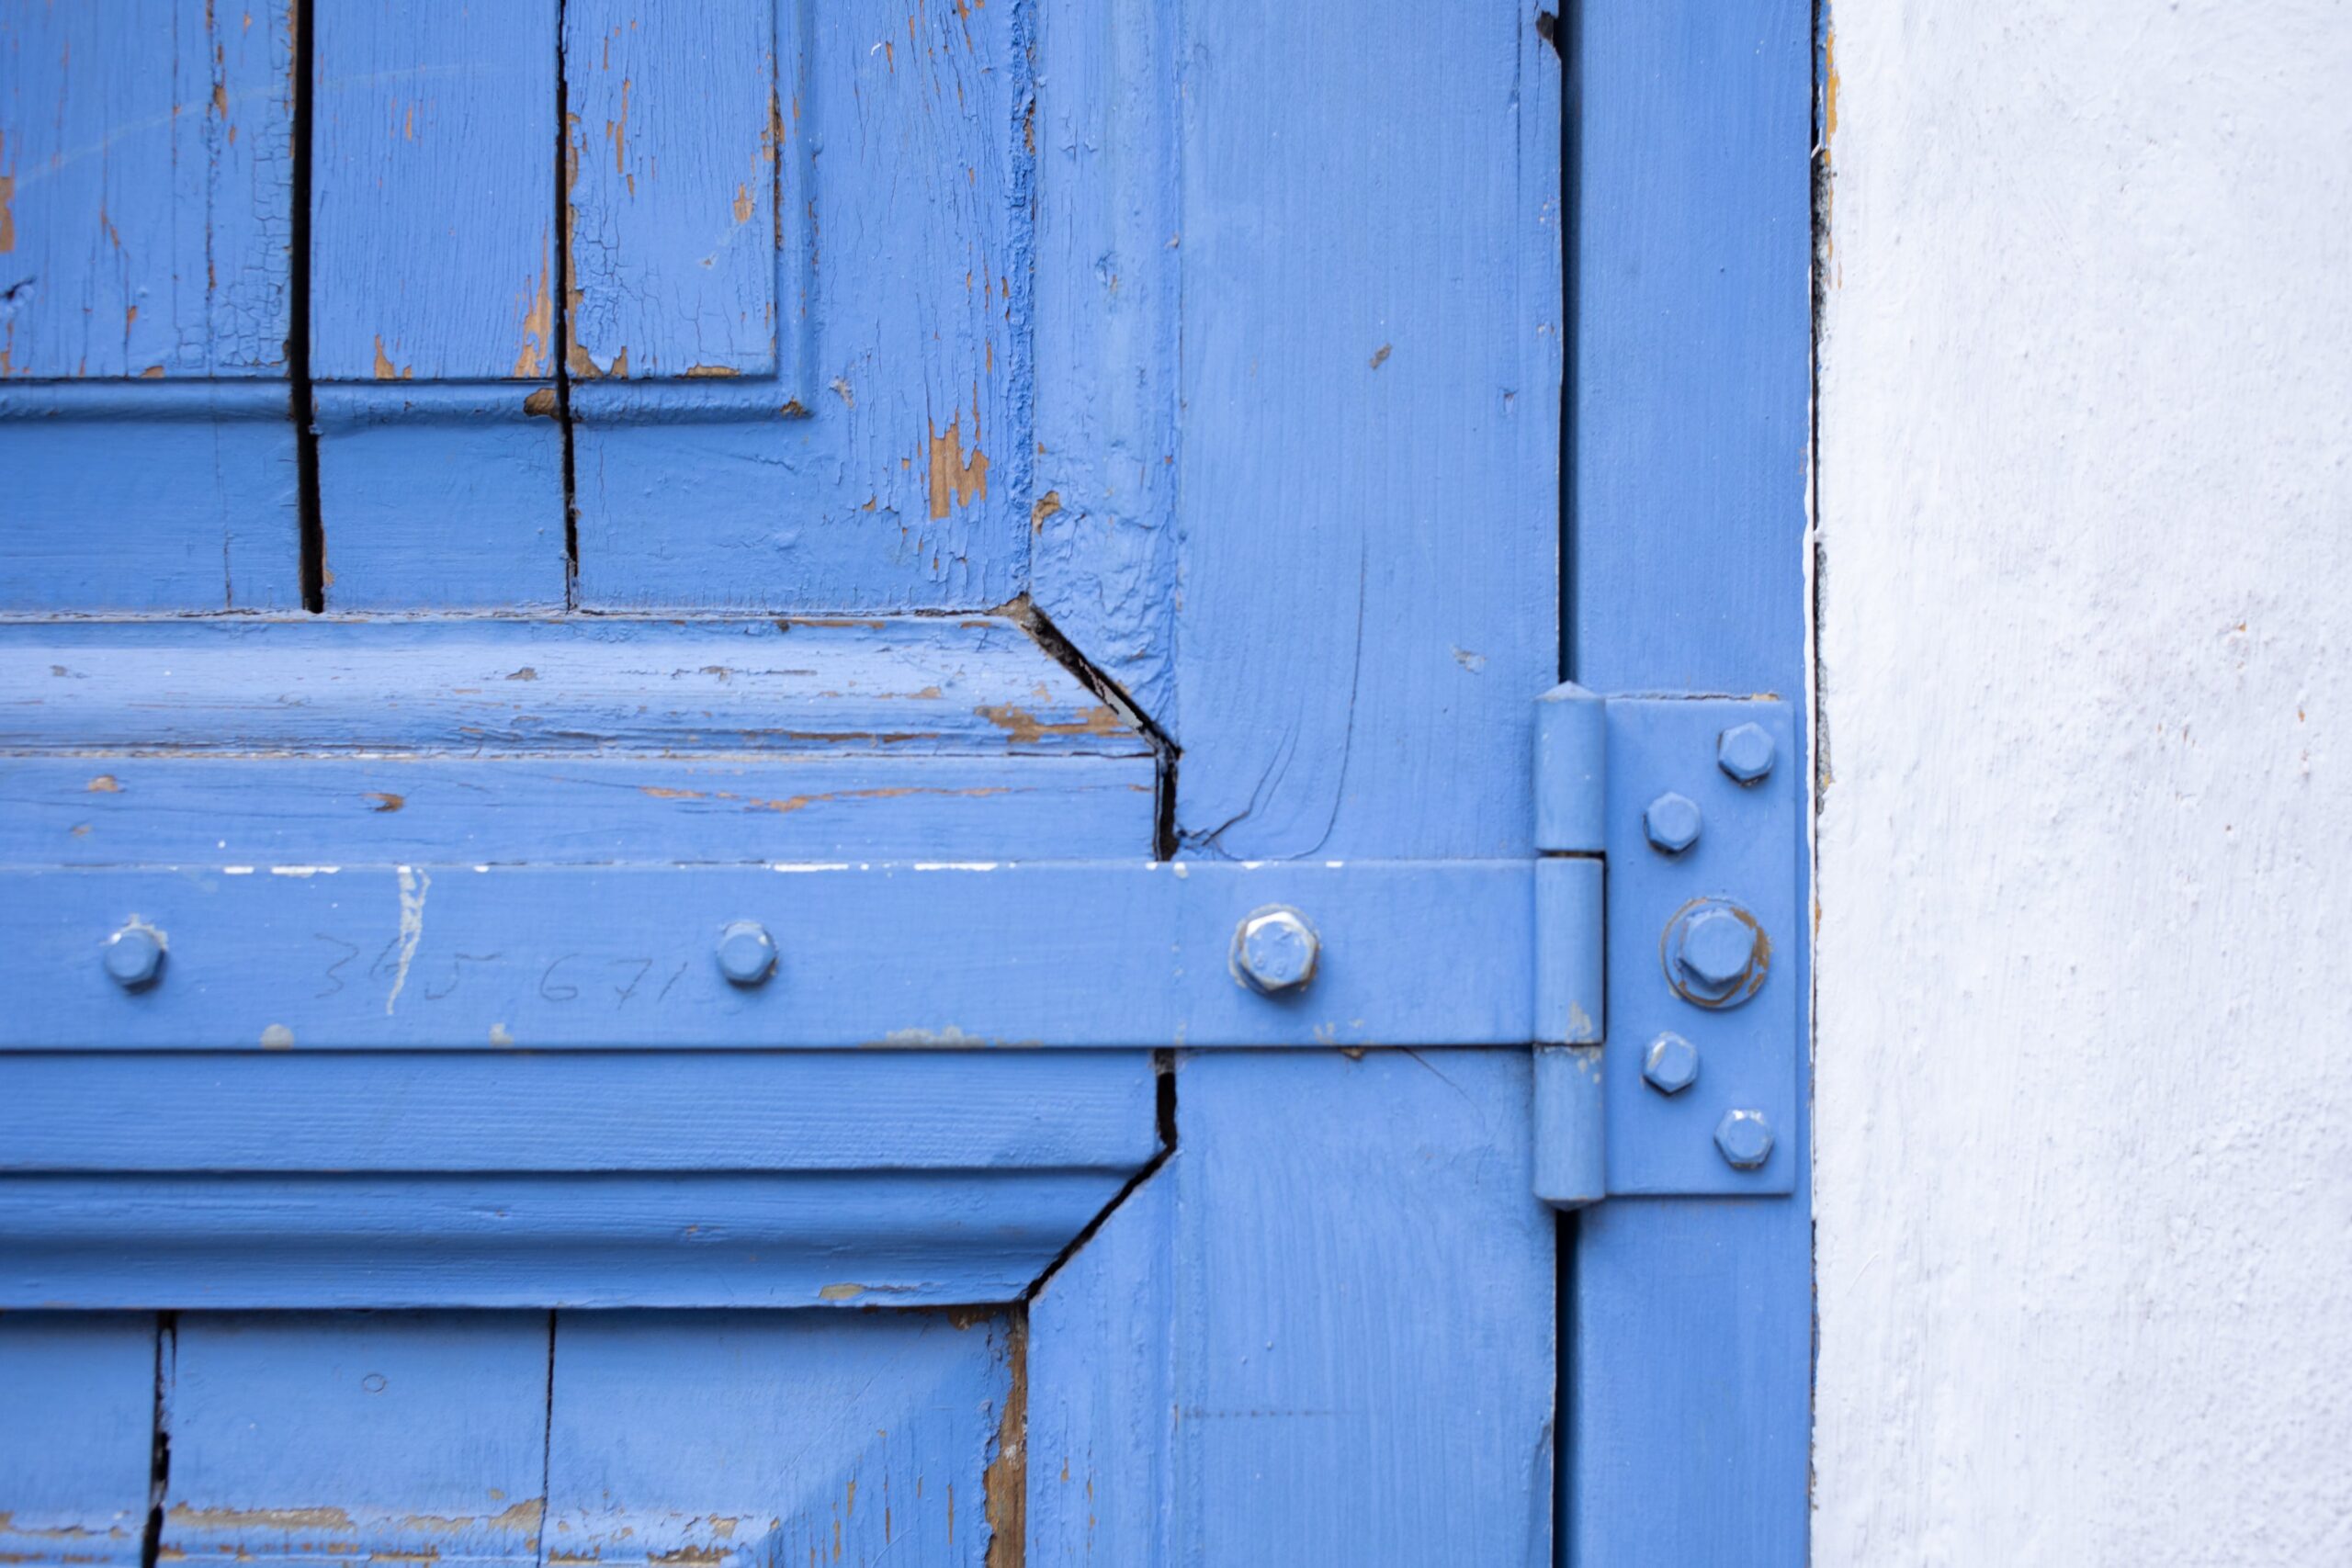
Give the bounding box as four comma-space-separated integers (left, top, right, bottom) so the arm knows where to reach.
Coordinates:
1563, 3, 1816, 1562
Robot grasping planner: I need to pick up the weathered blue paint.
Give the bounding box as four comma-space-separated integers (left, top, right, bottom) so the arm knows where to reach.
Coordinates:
0, 1314, 155, 1568
547, 1312, 1016, 1566
0, 2, 293, 378
0, 1052, 1157, 1308
0, 7, 299, 611
1568, 1, 1815, 1562
0, 860, 1544, 1049
1029, 1050, 1557, 1563
570, 0, 1031, 613
161, 1314, 550, 1568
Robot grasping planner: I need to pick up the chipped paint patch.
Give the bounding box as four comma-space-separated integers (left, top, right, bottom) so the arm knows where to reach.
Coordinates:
818, 1282, 865, 1302
86, 774, 120, 793
926, 418, 990, 518
260, 1023, 295, 1050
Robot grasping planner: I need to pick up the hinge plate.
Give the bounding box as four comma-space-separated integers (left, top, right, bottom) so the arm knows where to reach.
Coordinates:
1603, 696, 1800, 1196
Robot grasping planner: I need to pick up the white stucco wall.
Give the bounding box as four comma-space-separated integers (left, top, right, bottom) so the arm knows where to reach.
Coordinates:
1811, 3, 2352, 1562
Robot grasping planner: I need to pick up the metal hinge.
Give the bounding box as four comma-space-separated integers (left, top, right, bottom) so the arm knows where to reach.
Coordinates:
1532, 683, 1800, 1206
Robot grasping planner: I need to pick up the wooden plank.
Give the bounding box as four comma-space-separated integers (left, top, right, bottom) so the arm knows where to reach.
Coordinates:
309, 1, 557, 383
1, 1054, 1155, 1308
1029, 1050, 1555, 1562
312, 387, 566, 611
1164, 0, 1560, 860
0, 861, 1540, 1050
0, 387, 300, 611
0, 617, 1145, 760
160, 1314, 548, 1568
1028, 0, 1181, 724
571, 0, 1028, 612
562, 1, 777, 380
6, 1174, 1132, 1312
307, 1, 560, 610
0, 755, 1155, 866
1, 1052, 1159, 1173
0, 1, 293, 378
1567, 2, 1815, 1562
0, 1314, 156, 1568
544, 1312, 1013, 1566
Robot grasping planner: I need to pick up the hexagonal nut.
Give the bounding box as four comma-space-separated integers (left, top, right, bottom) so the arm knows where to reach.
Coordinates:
1641, 1032, 1699, 1095
716, 919, 777, 986
102, 921, 165, 990
1676, 907, 1757, 991
1642, 791, 1702, 854
1717, 721, 1776, 784
1233, 906, 1318, 995
1714, 1109, 1774, 1170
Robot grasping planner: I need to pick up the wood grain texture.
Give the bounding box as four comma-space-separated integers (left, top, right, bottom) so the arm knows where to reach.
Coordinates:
311, 387, 565, 611
545, 1312, 1014, 1567
571, 0, 1029, 612
1029, 1049, 1556, 1565
0, 1, 293, 378
0, 386, 300, 611
0, 1314, 156, 1568
0, 755, 1153, 866
309, 1, 556, 383
1567, 3, 1814, 1563
1165, 0, 1560, 859
563, 1, 777, 380
0, 861, 1540, 1049
1027, 0, 1181, 724
160, 1314, 549, 1568
1, 616, 1143, 758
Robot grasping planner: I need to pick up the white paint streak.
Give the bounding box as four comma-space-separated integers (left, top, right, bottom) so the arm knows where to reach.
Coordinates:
1813, 6, 2352, 1562
385, 865, 430, 1016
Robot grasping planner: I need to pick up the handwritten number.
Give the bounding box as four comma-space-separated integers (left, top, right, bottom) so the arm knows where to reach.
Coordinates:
315, 933, 358, 998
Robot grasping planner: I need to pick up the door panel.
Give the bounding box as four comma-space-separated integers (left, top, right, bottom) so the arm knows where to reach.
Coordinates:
0, 3, 300, 611
0, 1314, 154, 1568
161, 1314, 550, 1568
1, 4, 1572, 1563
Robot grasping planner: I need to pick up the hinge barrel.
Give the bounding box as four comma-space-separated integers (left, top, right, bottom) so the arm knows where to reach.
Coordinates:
1533, 682, 1608, 1209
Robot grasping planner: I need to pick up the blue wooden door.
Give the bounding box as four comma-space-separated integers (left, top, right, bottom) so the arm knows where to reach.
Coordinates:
1, 3, 1812, 1561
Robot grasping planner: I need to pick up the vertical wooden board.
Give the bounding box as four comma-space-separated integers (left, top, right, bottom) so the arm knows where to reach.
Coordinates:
1568, 4, 1815, 1564
310, 1, 557, 382
0, 395, 300, 610
570, 0, 1028, 612
1030, 1050, 1555, 1562
563, 2, 777, 380
0, 1, 293, 378
313, 389, 565, 610
1167, 1, 1560, 860
161, 1314, 550, 1568
1029, 0, 1181, 725
544, 1311, 1012, 1568
1573, 0, 1813, 697
0, 1314, 155, 1568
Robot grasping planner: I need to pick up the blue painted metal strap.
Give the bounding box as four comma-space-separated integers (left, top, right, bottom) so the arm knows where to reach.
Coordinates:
0, 861, 1545, 1050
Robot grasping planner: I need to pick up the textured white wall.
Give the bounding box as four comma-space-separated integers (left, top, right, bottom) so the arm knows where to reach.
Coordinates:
1811, 3, 2352, 1562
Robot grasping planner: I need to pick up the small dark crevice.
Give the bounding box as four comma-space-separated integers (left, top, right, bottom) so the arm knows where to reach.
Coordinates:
1000, 594, 1182, 860
533, 1310, 558, 1557
139, 1314, 176, 1568
1535, 8, 1562, 57
553, 4, 581, 611
289, 0, 323, 614
1023, 1047, 1177, 1303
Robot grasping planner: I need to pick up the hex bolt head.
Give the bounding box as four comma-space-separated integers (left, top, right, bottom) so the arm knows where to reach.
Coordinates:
1641, 1032, 1700, 1095
1714, 1109, 1775, 1169
102, 922, 165, 990
716, 919, 777, 986
1642, 791, 1702, 854
1676, 907, 1757, 992
1717, 722, 1777, 784
1233, 906, 1319, 995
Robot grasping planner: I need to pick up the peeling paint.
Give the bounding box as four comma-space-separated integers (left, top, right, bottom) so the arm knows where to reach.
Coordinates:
926, 418, 990, 518
385, 865, 430, 1015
